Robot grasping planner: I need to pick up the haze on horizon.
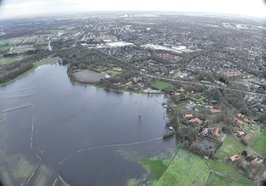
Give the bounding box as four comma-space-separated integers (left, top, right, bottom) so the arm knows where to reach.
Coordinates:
0, 0, 265, 19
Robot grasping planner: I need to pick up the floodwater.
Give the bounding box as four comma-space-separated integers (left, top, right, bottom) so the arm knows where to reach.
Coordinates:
0, 64, 175, 186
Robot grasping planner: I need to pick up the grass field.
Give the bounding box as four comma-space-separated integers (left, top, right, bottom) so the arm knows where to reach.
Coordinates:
250, 128, 266, 156
151, 81, 170, 90
206, 171, 256, 186
0, 44, 10, 52
33, 57, 59, 68
139, 146, 254, 186
52, 176, 70, 186
154, 148, 209, 186
94, 66, 122, 77
0, 56, 23, 65
206, 135, 245, 177
32, 165, 55, 186
141, 158, 168, 179
5, 154, 35, 185
216, 135, 245, 160
243, 122, 260, 135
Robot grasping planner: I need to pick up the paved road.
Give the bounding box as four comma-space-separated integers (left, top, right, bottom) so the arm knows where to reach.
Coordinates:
142, 73, 266, 97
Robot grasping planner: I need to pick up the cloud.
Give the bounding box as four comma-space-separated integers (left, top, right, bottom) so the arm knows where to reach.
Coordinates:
0, 0, 265, 19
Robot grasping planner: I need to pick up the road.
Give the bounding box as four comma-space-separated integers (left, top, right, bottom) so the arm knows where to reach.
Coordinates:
142, 73, 266, 97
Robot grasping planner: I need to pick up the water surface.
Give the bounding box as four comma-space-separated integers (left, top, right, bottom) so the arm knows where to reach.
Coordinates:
0, 64, 175, 186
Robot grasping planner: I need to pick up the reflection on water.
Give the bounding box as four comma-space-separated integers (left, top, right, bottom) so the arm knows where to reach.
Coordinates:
0, 64, 175, 186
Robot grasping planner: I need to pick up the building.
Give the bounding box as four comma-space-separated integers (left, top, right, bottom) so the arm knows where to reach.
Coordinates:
230, 155, 240, 162
237, 131, 246, 137
209, 106, 221, 113
190, 117, 203, 124
184, 114, 193, 119
213, 128, 221, 137
233, 117, 244, 128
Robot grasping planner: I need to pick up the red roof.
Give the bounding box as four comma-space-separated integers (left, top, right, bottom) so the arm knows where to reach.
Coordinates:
190, 117, 203, 124
209, 106, 221, 113
178, 86, 185, 93
213, 128, 221, 137
234, 117, 244, 127
184, 114, 193, 119
230, 155, 240, 161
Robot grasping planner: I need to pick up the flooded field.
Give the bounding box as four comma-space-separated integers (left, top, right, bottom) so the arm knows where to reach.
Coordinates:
0, 64, 175, 186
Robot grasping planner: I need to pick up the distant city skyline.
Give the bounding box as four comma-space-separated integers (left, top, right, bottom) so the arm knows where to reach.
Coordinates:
0, 0, 265, 19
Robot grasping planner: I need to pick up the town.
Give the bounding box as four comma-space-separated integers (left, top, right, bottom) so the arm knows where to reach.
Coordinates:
0, 13, 266, 186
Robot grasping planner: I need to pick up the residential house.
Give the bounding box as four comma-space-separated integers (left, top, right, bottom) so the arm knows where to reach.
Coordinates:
213, 128, 221, 137
190, 117, 203, 124
237, 131, 246, 137
209, 106, 221, 113
184, 114, 193, 119
230, 155, 240, 162
234, 117, 244, 128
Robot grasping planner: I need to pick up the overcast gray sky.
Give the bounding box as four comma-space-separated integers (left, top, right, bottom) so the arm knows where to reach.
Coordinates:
0, 0, 265, 19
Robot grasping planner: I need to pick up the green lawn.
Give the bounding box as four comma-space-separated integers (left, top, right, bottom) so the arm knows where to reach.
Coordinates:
206, 135, 246, 177
243, 122, 260, 135
250, 128, 266, 156
216, 135, 245, 160
151, 81, 170, 90
154, 148, 210, 186
207, 160, 243, 177
206, 171, 256, 186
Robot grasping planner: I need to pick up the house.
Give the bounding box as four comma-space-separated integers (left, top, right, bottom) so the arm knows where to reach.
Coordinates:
236, 113, 245, 120
190, 117, 203, 124
202, 128, 212, 136
213, 128, 221, 137
209, 106, 221, 113
230, 155, 240, 162
237, 131, 246, 137
233, 117, 244, 128
178, 86, 185, 93
184, 114, 193, 119
250, 159, 258, 168
243, 118, 251, 124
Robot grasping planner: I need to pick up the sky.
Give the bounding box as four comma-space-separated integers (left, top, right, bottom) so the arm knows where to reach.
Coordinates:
0, 0, 265, 19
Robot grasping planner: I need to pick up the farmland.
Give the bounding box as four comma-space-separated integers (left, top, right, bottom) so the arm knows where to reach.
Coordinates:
154, 148, 210, 186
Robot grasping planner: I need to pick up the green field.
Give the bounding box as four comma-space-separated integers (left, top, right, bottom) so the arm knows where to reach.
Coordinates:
0, 56, 22, 65
1, 154, 36, 185
206, 135, 245, 177
138, 146, 252, 186
250, 128, 266, 156
154, 148, 210, 186
243, 122, 260, 135
141, 158, 168, 179
216, 135, 245, 160
151, 81, 170, 90
33, 57, 59, 68
206, 171, 256, 186
0, 44, 10, 52
31, 165, 55, 186
94, 66, 122, 77
11, 45, 35, 54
